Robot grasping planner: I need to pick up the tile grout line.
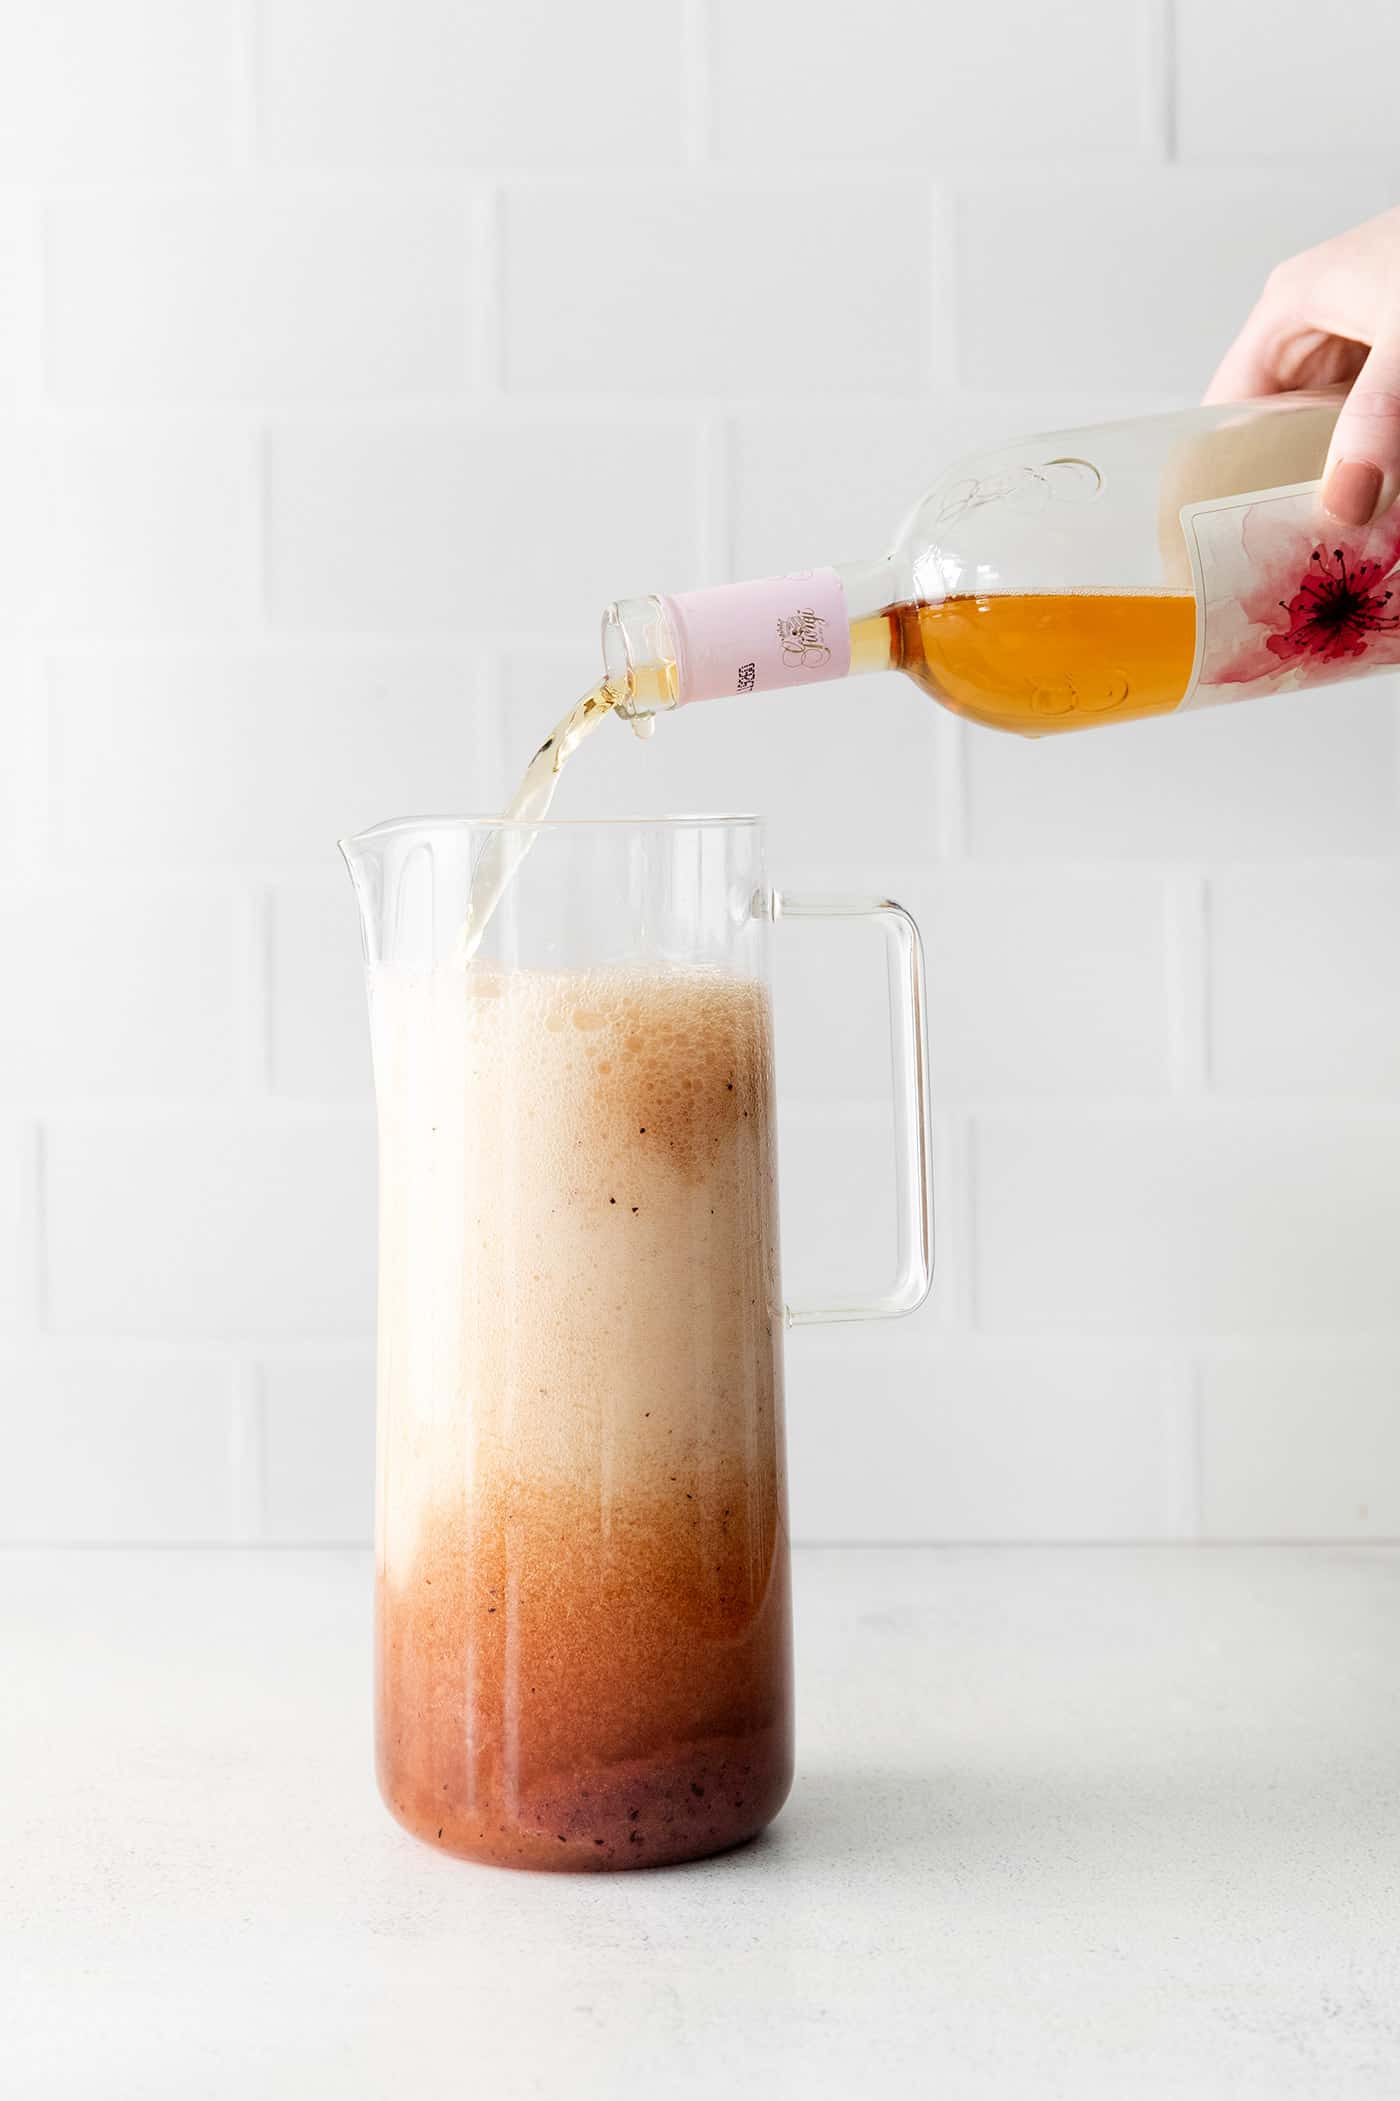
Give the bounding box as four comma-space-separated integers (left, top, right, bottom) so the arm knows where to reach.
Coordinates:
682, 0, 712, 166
10, 1539, 1395, 1553
230, 1360, 266, 1543
29, 1092, 1400, 1129
27, 152, 1399, 202
1144, 0, 1178, 163
698, 414, 733, 585
928, 180, 960, 392
16, 1123, 47, 1339
0, 1336, 374, 1367
1162, 1353, 1201, 1540
249, 419, 275, 637
7, 1102, 374, 1129
20, 188, 46, 413
11, 387, 1119, 427
470, 183, 505, 398
480, 646, 513, 797
11, 653, 50, 882
1164, 870, 1209, 1095
932, 708, 966, 861
939, 1112, 975, 1333
235, 883, 273, 1097
231, 0, 259, 172
14, 1328, 1400, 1367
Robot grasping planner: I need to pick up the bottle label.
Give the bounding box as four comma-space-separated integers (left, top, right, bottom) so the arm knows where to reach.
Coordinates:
1179, 480, 1400, 711
662, 570, 851, 705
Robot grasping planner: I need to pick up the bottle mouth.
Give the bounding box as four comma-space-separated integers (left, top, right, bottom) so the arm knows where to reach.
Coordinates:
602, 595, 681, 718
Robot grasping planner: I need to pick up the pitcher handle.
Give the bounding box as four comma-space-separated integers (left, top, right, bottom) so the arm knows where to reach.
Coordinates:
774, 892, 934, 1327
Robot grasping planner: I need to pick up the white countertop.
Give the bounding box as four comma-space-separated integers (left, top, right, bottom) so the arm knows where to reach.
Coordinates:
5, 1545, 1399, 2099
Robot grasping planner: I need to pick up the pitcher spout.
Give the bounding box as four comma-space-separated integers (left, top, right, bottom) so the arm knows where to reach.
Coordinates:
339, 815, 482, 971
339, 825, 387, 967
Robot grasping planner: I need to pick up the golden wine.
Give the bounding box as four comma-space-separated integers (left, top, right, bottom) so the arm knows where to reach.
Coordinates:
875, 590, 1197, 734
473, 590, 1195, 937
472, 392, 1400, 943
592, 390, 1400, 736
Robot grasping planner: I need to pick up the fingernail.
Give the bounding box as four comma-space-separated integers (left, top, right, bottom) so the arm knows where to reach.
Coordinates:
1322, 459, 1384, 527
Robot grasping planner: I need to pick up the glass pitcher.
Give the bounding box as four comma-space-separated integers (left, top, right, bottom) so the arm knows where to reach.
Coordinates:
341, 814, 933, 1871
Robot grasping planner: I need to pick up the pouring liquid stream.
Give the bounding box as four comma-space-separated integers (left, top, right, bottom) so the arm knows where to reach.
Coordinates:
456, 686, 656, 960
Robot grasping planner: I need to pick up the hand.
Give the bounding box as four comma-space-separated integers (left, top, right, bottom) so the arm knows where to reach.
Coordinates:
1205, 206, 1400, 526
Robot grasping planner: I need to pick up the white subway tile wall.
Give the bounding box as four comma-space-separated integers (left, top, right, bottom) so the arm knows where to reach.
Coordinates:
1174, 0, 1400, 159
0, 886, 241, 1097
267, 881, 373, 1101
1208, 865, 1400, 1098
48, 650, 499, 865
2, 0, 1398, 1544
44, 1119, 375, 1338
783, 1328, 1174, 1542
3, 423, 259, 632
264, 420, 703, 633
0, 1125, 29, 1334
260, 1356, 375, 1544
975, 1117, 1400, 1339
0, 1, 237, 176
501, 182, 930, 396
1197, 1352, 1400, 1539
0, 200, 33, 413
0, 1359, 236, 1542
254, 0, 691, 169
954, 175, 1397, 393
709, 0, 1147, 165
46, 195, 475, 403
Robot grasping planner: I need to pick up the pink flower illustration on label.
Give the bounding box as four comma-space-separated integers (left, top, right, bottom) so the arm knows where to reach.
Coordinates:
1181, 483, 1400, 709
1265, 542, 1399, 665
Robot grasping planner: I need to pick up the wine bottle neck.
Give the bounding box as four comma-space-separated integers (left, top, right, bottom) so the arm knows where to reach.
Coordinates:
836, 554, 902, 676
601, 595, 682, 717
602, 555, 899, 715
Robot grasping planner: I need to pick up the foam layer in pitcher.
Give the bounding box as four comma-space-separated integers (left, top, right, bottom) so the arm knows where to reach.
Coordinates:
369, 961, 784, 1550
369, 961, 792, 1867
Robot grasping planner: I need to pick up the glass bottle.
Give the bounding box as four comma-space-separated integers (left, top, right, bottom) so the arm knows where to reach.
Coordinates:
601, 389, 1400, 738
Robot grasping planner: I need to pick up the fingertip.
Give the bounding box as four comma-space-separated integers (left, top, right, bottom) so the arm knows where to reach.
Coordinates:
1321, 458, 1384, 527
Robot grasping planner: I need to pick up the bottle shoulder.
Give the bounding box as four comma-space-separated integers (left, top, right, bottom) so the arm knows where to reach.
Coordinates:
890, 393, 1343, 601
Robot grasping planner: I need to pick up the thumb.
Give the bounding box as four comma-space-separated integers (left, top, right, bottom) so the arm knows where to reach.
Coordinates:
1321, 334, 1400, 526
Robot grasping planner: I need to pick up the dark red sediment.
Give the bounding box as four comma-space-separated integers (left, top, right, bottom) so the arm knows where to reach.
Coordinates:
380, 1719, 792, 1871
376, 1479, 792, 1870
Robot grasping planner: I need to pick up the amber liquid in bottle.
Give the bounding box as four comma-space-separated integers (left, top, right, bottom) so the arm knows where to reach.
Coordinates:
483, 596, 1201, 914
852, 590, 1199, 735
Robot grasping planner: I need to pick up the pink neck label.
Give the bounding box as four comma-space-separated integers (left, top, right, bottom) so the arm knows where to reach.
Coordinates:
662, 570, 851, 704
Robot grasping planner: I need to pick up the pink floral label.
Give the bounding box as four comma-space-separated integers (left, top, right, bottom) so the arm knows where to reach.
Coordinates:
662, 570, 851, 705
1180, 480, 1400, 710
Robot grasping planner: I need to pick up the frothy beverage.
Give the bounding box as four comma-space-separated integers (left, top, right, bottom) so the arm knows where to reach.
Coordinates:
370, 959, 793, 1869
